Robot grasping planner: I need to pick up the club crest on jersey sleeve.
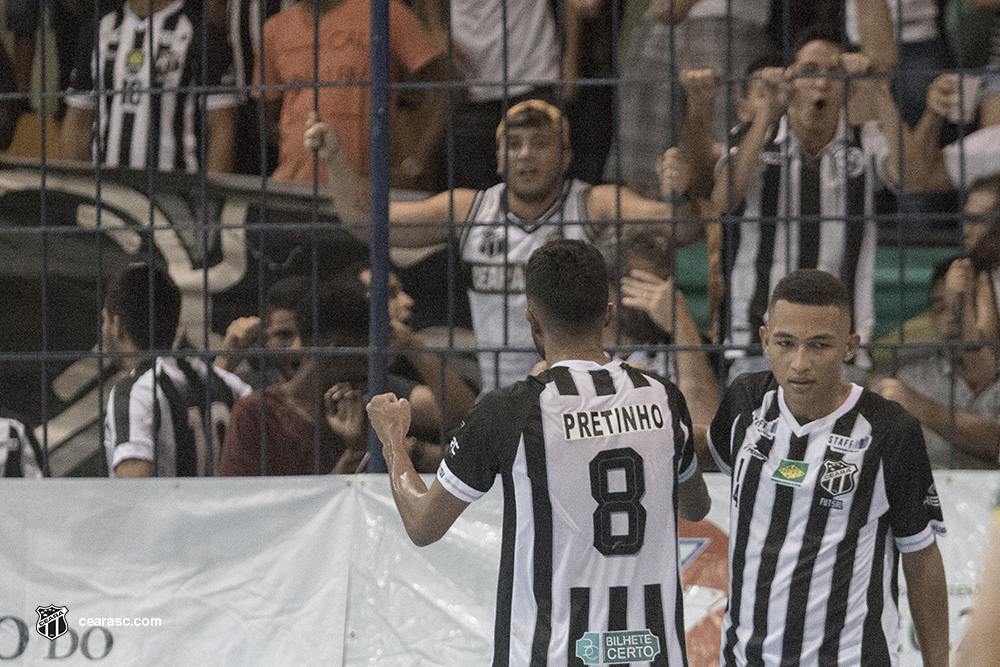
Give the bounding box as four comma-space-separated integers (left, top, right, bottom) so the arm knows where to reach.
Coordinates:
562, 404, 665, 440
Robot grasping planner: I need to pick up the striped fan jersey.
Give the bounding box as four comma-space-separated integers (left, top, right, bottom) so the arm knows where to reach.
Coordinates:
707, 371, 945, 667
66, 0, 236, 172
437, 358, 698, 667
0, 412, 44, 478
722, 116, 884, 361
104, 356, 251, 477
459, 179, 599, 392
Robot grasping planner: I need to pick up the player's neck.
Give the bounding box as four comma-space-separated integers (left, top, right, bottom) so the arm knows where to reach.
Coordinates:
785, 380, 854, 424
128, 0, 175, 18
544, 337, 611, 368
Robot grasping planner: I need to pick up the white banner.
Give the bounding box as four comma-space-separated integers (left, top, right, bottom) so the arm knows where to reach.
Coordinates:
0, 472, 995, 665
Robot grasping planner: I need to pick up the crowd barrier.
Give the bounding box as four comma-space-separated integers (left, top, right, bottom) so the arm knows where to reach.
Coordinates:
0, 471, 994, 665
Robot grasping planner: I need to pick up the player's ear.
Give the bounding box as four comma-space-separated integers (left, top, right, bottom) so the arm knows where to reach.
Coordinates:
844, 332, 861, 362
758, 324, 769, 348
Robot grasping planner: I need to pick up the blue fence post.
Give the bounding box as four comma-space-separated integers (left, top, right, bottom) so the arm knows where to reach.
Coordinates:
367, 0, 391, 472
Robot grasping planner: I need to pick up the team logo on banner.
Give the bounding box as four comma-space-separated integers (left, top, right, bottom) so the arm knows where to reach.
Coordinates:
819, 460, 857, 497
575, 630, 661, 665
35, 605, 69, 640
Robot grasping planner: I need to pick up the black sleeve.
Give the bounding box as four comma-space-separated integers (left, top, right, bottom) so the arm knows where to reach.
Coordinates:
67, 17, 98, 95
708, 380, 745, 475
199, 22, 236, 89
443, 383, 532, 495
665, 381, 697, 481
884, 409, 945, 546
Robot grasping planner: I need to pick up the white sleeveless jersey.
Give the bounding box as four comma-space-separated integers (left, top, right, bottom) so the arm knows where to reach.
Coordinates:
460, 179, 597, 391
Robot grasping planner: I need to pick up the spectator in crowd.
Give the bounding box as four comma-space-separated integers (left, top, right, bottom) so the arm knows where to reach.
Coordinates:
219, 275, 370, 476
305, 99, 704, 391
349, 261, 477, 435
608, 0, 775, 197
0, 410, 44, 477
601, 228, 720, 462
103, 264, 252, 478
711, 25, 901, 379
6, 0, 86, 120
255, 0, 446, 189
219, 273, 449, 475
215, 275, 312, 387
876, 256, 1000, 468
845, 0, 948, 128
901, 76, 1000, 194
60, 0, 237, 173
422, 0, 562, 190
0, 41, 23, 151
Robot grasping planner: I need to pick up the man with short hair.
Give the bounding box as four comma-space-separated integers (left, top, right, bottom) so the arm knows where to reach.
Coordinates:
307, 99, 703, 391
215, 274, 313, 385
877, 256, 1000, 468
219, 276, 370, 476
711, 23, 900, 376
707, 269, 949, 667
103, 264, 252, 478
367, 239, 711, 667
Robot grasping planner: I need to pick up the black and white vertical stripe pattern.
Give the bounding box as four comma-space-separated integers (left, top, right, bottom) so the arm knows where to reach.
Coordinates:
66, 1, 235, 172
0, 414, 44, 478
438, 360, 696, 667
708, 372, 945, 667
724, 115, 882, 355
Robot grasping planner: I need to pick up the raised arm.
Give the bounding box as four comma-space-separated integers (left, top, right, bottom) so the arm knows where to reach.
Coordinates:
304, 114, 477, 247
677, 68, 719, 203
897, 75, 962, 192
366, 393, 469, 546
710, 67, 786, 215
901, 542, 950, 667
855, 0, 897, 72
620, 271, 720, 459
877, 377, 1000, 463
60, 106, 95, 162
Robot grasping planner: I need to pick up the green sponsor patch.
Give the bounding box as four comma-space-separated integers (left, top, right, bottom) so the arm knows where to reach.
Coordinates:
771, 459, 809, 487
575, 630, 661, 665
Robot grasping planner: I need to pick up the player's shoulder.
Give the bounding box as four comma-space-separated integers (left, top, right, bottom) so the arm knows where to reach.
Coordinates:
477, 376, 546, 414
618, 363, 684, 399
728, 370, 779, 401
856, 385, 923, 435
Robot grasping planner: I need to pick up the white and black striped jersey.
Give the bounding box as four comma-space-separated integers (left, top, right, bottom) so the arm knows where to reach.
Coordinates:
459, 179, 599, 392
722, 116, 884, 362
104, 356, 252, 477
0, 412, 44, 478
66, 0, 236, 172
438, 359, 698, 667
707, 371, 945, 667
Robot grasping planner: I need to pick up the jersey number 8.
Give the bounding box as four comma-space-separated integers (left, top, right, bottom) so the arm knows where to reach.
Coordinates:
589, 447, 646, 556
